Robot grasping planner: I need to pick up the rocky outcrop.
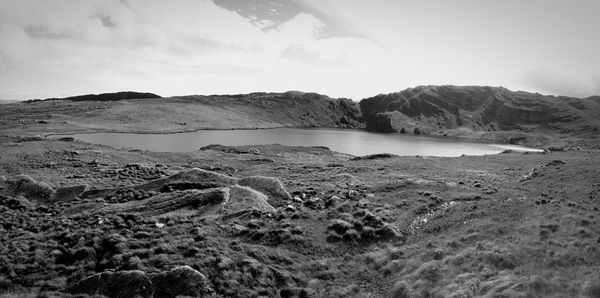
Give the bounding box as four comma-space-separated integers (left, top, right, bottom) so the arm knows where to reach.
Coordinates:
0, 168, 288, 217
359, 85, 600, 135
93, 168, 286, 217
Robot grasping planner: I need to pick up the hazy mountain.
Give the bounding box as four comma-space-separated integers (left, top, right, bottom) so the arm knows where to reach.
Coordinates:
359, 85, 600, 136
28, 91, 161, 102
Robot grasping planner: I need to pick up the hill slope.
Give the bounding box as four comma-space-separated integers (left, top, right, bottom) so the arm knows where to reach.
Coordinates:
1, 91, 362, 134
359, 86, 600, 138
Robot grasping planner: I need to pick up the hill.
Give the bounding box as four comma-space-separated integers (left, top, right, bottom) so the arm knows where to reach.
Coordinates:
1, 91, 361, 134
27, 91, 162, 102
359, 86, 600, 141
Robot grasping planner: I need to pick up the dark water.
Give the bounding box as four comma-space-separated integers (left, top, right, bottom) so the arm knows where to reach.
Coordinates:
63, 128, 542, 157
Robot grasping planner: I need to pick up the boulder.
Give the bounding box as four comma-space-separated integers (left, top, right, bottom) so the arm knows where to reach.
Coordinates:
152, 266, 211, 298
221, 185, 276, 215
238, 176, 292, 207
69, 270, 153, 298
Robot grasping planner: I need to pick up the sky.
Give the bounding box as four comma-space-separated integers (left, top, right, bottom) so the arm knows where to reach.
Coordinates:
0, 0, 599, 101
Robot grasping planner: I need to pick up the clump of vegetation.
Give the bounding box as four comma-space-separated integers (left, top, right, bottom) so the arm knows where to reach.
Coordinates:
326, 209, 402, 243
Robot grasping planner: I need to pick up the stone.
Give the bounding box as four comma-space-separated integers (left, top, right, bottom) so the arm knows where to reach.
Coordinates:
238, 176, 292, 207
221, 185, 276, 215
69, 270, 153, 298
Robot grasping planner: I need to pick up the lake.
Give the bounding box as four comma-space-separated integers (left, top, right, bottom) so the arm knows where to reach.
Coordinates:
62, 128, 542, 157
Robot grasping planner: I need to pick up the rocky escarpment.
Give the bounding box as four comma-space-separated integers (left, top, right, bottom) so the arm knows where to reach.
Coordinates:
359, 85, 600, 136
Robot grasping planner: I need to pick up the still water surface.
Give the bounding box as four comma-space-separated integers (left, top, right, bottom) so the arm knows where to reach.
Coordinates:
65, 128, 541, 157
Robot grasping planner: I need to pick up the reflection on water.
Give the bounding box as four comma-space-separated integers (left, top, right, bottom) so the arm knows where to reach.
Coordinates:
62, 128, 542, 157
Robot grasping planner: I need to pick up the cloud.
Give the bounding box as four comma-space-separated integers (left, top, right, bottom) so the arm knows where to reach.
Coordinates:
521, 69, 600, 98
0, 0, 374, 100
210, 0, 369, 40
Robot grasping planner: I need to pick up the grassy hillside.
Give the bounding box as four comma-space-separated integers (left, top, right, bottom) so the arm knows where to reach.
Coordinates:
0, 91, 362, 134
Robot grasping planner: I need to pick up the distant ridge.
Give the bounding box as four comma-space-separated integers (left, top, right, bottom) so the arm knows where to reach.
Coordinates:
27, 91, 161, 102
14, 86, 599, 144
359, 85, 600, 136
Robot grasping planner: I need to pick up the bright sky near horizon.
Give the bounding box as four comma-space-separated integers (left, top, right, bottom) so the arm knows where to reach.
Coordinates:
0, 0, 599, 100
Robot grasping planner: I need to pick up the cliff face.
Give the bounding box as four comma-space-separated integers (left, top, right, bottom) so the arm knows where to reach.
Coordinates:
359, 85, 600, 135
